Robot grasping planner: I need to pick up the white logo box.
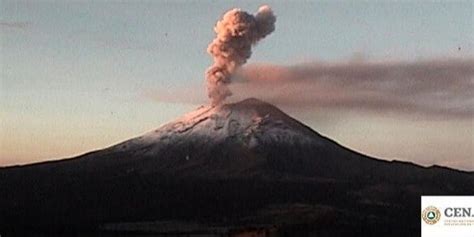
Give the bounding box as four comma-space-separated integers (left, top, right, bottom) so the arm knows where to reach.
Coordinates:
421, 196, 474, 237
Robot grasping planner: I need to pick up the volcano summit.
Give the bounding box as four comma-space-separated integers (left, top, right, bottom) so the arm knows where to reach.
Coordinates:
1, 98, 473, 236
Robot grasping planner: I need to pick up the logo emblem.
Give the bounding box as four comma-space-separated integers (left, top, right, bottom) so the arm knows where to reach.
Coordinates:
422, 206, 441, 225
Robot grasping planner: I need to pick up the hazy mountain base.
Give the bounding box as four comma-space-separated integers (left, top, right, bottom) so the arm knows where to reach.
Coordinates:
99, 203, 410, 236
2, 168, 469, 236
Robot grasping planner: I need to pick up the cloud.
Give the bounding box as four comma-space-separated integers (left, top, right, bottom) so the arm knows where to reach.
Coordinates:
230, 58, 474, 118
148, 57, 474, 119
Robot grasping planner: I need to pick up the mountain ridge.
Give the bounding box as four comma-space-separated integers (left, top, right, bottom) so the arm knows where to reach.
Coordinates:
3, 98, 470, 173
1, 98, 473, 235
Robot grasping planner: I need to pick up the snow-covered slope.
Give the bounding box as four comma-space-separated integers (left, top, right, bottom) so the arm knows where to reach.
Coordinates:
111, 98, 327, 156
73, 98, 350, 178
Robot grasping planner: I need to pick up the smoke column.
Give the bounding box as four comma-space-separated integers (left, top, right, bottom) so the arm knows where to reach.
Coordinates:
206, 5, 276, 105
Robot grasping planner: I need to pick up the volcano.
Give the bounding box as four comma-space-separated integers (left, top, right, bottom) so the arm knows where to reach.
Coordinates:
1, 98, 473, 236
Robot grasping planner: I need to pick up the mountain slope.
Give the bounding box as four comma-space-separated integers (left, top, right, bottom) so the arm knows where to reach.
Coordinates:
1, 98, 473, 236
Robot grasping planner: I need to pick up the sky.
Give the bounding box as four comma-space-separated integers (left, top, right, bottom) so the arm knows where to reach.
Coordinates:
1, 0, 473, 170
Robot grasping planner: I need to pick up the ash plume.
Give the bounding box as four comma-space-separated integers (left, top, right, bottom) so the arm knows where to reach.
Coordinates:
206, 5, 276, 105
232, 58, 474, 118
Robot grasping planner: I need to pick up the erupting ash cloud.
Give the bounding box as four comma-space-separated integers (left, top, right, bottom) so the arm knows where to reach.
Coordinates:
206, 5, 276, 105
